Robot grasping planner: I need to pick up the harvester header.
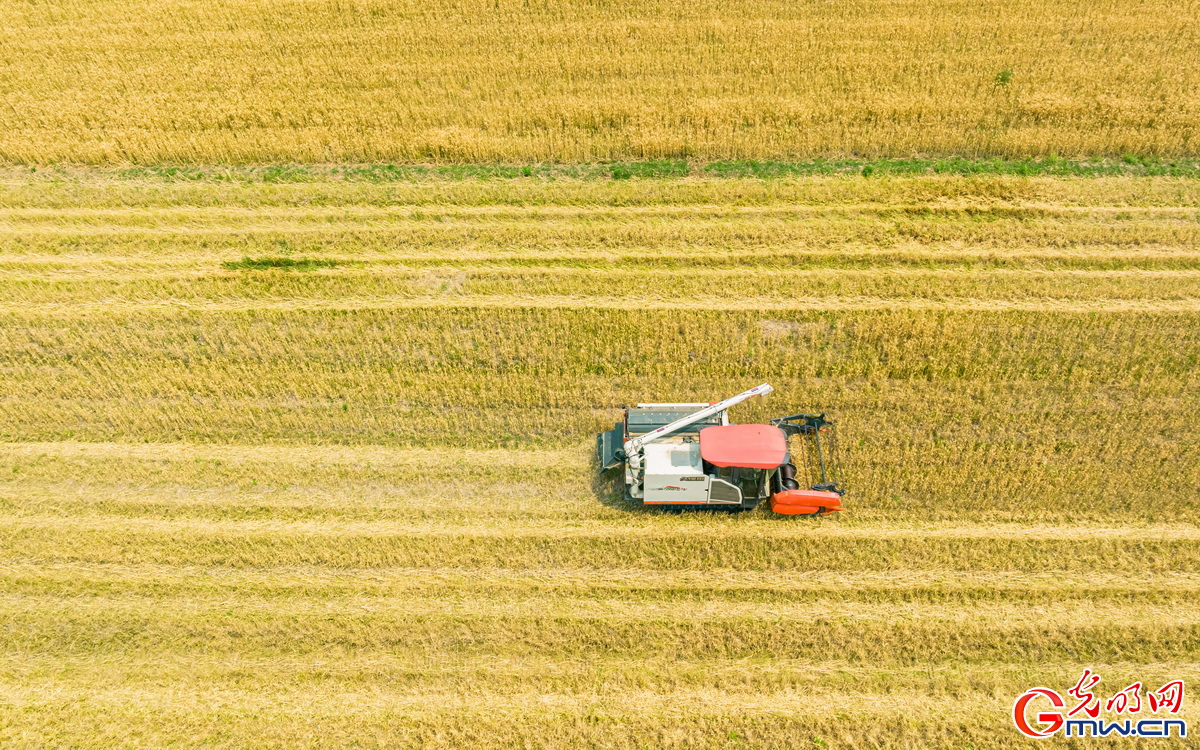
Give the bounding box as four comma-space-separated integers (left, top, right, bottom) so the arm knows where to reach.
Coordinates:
598, 384, 844, 515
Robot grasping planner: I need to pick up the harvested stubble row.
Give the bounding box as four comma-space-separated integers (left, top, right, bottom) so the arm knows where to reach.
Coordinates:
0, 172, 1198, 747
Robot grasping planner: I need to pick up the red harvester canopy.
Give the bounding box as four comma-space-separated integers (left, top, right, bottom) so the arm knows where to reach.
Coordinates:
699, 424, 788, 469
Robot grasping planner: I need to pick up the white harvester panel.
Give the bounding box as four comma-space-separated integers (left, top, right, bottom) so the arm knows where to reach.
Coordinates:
598, 383, 845, 515
642, 441, 709, 503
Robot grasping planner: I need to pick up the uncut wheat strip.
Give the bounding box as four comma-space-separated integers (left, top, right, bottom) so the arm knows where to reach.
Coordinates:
5, 268, 1193, 309
5, 165, 1196, 186
0, 682, 1006, 720
0, 174, 1197, 203
4, 514, 1197, 541
0, 214, 1194, 236
0, 200, 1181, 225
1, 177, 1195, 209
8, 265, 1200, 283
8, 651, 1198, 686
3, 657, 1194, 717
5, 220, 1189, 238
10, 608, 1194, 667
11, 592, 1198, 625
5, 562, 1198, 594
3, 222, 1193, 253
7, 295, 1200, 314
7, 246, 1200, 265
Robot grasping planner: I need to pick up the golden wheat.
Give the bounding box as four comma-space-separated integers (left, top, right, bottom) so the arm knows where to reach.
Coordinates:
1, 1, 1199, 163
1, 171, 1198, 747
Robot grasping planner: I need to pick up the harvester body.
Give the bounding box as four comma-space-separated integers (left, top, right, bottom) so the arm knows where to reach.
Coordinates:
598, 384, 844, 515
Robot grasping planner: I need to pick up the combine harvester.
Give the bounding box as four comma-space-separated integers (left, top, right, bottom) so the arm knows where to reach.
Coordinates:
598, 384, 844, 515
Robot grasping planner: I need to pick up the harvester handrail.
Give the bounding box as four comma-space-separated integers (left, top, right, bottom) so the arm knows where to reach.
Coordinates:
622, 383, 773, 463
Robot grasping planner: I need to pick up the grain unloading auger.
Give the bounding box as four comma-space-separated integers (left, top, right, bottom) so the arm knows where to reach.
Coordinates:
598, 384, 844, 515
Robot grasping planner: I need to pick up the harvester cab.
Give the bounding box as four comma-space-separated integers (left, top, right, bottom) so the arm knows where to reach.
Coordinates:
598, 384, 844, 515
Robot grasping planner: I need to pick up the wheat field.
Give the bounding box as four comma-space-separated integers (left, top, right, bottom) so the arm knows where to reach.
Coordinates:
2, 0, 1200, 163
0, 169, 1197, 746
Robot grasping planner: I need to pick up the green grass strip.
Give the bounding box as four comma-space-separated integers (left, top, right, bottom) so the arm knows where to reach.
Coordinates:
66, 156, 1200, 183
